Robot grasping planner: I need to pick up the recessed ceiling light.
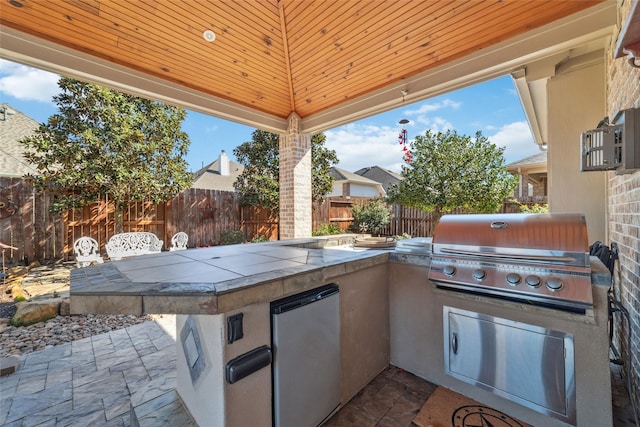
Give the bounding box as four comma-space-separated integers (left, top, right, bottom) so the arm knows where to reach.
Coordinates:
203, 30, 216, 42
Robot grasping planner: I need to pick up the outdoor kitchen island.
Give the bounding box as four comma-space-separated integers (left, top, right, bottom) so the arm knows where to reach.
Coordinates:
69, 237, 613, 427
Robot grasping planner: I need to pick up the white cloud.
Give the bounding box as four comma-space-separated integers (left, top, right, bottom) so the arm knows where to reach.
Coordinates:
487, 121, 539, 163
403, 99, 461, 115
506, 87, 518, 97
327, 119, 538, 173
325, 123, 406, 173
205, 124, 219, 133
424, 117, 454, 132
0, 59, 59, 103
401, 99, 459, 131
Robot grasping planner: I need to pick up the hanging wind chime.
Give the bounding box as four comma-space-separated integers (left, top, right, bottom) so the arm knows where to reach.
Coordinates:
398, 119, 412, 164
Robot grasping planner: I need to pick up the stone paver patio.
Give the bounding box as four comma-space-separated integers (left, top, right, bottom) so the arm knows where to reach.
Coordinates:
0, 316, 187, 427
1, 315, 637, 426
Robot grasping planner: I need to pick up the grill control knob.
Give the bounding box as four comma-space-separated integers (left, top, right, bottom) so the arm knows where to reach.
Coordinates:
525, 275, 542, 288
443, 265, 456, 277
506, 273, 521, 285
472, 269, 486, 281
546, 277, 563, 291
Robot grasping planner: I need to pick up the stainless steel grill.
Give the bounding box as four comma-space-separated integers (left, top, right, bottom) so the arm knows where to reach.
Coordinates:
428, 213, 593, 312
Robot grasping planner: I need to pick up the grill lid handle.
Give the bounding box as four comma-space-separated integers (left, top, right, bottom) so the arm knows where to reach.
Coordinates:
438, 247, 577, 264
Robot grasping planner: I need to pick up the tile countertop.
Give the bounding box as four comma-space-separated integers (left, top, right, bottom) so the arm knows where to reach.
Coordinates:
70, 236, 612, 317
70, 238, 398, 316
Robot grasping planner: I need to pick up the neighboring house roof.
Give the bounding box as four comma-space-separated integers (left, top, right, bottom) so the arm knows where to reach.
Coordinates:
506, 151, 547, 173
191, 150, 244, 192
507, 151, 548, 202
330, 167, 385, 197
353, 166, 403, 192
0, 103, 40, 177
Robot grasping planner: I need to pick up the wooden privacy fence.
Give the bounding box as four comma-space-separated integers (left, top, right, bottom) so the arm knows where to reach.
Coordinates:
382, 205, 444, 237
0, 183, 253, 265
65, 197, 166, 256
0, 178, 536, 266
312, 196, 370, 231
166, 189, 244, 246
0, 177, 65, 265
314, 198, 526, 237
66, 189, 265, 258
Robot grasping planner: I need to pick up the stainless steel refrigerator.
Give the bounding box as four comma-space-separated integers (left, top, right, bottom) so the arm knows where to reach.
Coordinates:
271, 284, 340, 427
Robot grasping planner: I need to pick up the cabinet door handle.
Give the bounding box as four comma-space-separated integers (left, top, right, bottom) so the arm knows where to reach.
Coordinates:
452, 333, 458, 354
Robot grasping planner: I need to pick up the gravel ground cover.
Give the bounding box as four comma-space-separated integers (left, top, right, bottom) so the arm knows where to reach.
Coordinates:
0, 313, 152, 357
0, 261, 152, 357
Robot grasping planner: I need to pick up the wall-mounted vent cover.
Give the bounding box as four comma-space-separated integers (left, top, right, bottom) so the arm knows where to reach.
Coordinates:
580, 125, 623, 171
581, 108, 640, 174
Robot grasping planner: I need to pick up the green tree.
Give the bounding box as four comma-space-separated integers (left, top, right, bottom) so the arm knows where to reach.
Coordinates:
21, 77, 192, 232
387, 130, 517, 224
233, 130, 338, 210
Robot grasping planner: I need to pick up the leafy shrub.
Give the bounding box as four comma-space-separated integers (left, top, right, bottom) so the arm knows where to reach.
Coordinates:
520, 203, 548, 213
312, 223, 343, 236
350, 199, 390, 235
251, 236, 270, 243
220, 230, 244, 245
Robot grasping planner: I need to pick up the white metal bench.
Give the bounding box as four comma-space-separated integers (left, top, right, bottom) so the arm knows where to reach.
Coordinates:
105, 232, 163, 260
170, 231, 188, 251
73, 237, 104, 268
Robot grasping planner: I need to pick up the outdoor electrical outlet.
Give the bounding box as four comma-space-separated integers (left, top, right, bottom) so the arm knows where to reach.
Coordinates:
227, 313, 244, 344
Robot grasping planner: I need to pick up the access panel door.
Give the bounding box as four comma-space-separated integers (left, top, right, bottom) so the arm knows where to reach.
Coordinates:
443, 306, 576, 425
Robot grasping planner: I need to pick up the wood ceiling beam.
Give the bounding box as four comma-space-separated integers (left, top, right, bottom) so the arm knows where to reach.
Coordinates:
279, 1, 296, 116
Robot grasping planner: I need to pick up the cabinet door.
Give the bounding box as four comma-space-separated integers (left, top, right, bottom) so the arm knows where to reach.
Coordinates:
443, 306, 575, 425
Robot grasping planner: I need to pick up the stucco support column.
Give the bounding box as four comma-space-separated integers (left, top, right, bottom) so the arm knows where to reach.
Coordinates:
279, 113, 312, 239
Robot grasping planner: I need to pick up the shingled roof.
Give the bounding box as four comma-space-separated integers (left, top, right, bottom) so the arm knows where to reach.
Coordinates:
330, 167, 380, 185
506, 151, 547, 171
0, 104, 39, 177
353, 166, 403, 192
329, 167, 385, 197
192, 150, 244, 192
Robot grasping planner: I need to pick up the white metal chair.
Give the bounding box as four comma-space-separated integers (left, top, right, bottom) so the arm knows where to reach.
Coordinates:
73, 237, 104, 268
170, 231, 189, 251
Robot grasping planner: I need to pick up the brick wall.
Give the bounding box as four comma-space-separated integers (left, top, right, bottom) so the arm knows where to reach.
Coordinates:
606, 0, 640, 406
278, 114, 312, 239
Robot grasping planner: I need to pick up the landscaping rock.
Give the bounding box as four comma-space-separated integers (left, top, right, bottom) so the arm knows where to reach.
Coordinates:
0, 318, 10, 333
0, 355, 19, 376
1, 261, 153, 358
7, 266, 29, 278
19, 262, 73, 299
59, 298, 70, 316
0, 313, 153, 357
11, 298, 63, 326
6, 281, 24, 299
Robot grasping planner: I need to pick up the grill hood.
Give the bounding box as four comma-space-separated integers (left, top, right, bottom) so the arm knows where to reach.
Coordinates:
431, 213, 590, 269
429, 213, 593, 312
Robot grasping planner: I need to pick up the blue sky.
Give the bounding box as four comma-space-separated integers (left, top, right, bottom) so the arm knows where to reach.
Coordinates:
1, 59, 540, 173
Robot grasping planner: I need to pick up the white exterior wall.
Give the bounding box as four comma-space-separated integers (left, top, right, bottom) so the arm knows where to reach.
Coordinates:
176, 314, 226, 426
547, 56, 607, 243
329, 182, 382, 197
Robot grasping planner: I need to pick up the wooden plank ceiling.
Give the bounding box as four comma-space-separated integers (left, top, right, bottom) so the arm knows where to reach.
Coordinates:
1, 0, 603, 121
